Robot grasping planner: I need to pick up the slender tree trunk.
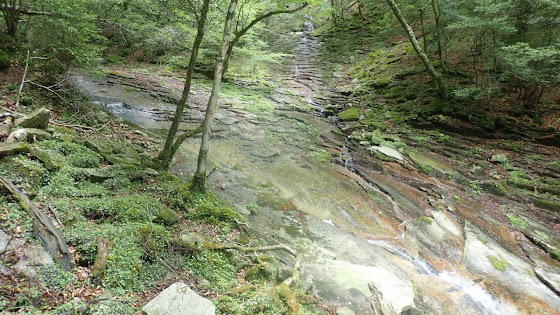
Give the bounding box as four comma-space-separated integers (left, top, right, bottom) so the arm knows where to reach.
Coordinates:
419, 9, 427, 54
431, 0, 446, 72
358, 0, 366, 20
385, 0, 448, 99
155, 0, 211, 170
191, 0, 238, 192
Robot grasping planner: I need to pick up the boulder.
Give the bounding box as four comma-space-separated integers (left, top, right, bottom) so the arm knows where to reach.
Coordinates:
14, 107, 51, 129
5, 129, 27, 143
154, 207, 180, 226
142, 282, 215, 315
24, 128, 51, 142
30, 146, 64, 170
0, 116, 12, 135
535, 266, 560, 296
0, 142, 30, 157
0, 229, 11, 253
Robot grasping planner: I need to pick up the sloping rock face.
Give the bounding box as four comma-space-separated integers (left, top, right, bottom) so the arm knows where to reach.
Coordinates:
142, 282, 216, 315
462, 221, 560, 312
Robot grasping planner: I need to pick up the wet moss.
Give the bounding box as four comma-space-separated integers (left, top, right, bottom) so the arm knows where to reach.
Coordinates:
338, 108, 360, 121
487, 255, 509, 272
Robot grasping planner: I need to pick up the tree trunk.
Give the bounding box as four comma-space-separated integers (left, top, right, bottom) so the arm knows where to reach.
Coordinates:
385, 0, 448, 99
155, 0, 211, 170
431, 0, 446, 72
419, 9, 427, 54
191, 0, 238, 192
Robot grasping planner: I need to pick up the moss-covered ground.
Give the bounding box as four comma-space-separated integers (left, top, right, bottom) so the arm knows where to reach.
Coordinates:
0, 84, 326, 314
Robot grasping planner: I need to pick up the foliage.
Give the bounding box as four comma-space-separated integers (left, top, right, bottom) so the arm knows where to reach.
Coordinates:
499, 43, 560, 105
39, 140, 102, 168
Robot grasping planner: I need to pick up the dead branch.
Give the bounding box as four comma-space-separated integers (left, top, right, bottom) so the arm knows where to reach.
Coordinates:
210, 243, 297, 257
15, 51, 30, 107
0, 175, 72, 271
26, 81, 71, 106
50, 120, 96, 131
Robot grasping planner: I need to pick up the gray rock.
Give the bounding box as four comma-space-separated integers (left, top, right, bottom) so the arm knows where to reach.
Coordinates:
0, 141, 30, 157
535, 266, 560, 296
0, 117, 13, 135
14, 107, 51, 129
463, 221, 560, 310
6, 128, 28, 143
23, 128, 51, 142
30, 146, 64, 170
369, 145, 403, 161
0, 229, 11, 253
336, 306, 355, 315
142, 282, 215, 315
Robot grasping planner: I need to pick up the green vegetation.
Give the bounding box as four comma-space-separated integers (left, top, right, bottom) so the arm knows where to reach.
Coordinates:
487, 254, 510, 272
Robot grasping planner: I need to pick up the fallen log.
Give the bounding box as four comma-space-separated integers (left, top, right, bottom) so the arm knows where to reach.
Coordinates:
0, 176, 72, 271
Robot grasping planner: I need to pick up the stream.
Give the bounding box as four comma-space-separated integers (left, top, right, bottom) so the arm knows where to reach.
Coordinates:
70, 30, 560, 314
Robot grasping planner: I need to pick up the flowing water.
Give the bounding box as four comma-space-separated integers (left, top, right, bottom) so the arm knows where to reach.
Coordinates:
70, 28, 560, 314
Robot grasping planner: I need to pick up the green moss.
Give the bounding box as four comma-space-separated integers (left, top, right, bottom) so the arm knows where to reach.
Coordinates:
246, 202, 259, 215
487, 255, 509, 272
309, 148, 332, 162
417, 216, 433, 225
338, 108, 360, 121
183, 249, 238, 290
39, 140, 102, 168
480, 181, 508, 197
506, 214, 528, 230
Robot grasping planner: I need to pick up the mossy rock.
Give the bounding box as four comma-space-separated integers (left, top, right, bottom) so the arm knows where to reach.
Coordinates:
0, 142, 30, 157
338, 108, 360, 121
30, 146, 64, 170
154, 207, 180, 226
245, 262, 275, 282
532, 198, 560, 213
480, 181, 508, 197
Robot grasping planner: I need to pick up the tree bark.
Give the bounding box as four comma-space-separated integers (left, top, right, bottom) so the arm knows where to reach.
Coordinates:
155, 0, 211, 170
222, 2, 308, 77
431, 0, 446, 72
191, 0, 238, 192
385, 0, 448, 99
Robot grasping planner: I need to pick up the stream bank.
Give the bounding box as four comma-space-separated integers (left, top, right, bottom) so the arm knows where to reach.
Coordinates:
69, 30, 560, 314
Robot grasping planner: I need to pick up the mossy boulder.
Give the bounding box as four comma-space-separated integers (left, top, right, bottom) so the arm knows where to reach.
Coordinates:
338, 108, 360, 121
14, 107, 51, 129
154, 207, 180, 226
30, 146, 64, 170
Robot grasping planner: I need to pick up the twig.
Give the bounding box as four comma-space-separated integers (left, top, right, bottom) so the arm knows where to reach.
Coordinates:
50, 120, 95, 131
213, 243, 297, 257
26, 81, 71, 106
0, 105, 19, 116
15, 51, 30, 107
